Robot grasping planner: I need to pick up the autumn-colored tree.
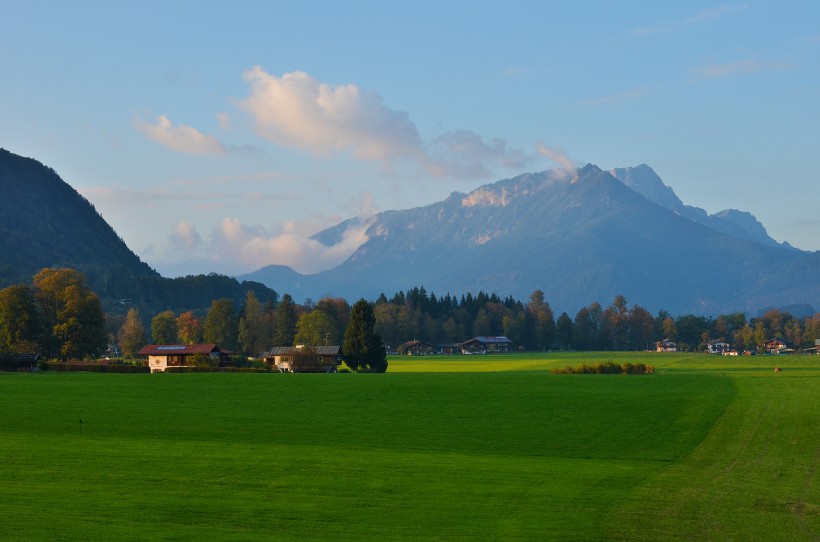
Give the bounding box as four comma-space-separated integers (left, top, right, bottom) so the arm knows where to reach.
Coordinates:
118, 308, 147, 358
176, 311, 204, 344
32, 268, 106, 360
0, 284, 42, 354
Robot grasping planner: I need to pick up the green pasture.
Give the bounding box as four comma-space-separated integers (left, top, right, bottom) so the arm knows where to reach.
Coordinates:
0, 353, 817, 540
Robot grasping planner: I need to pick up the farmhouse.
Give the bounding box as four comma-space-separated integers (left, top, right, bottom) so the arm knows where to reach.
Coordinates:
705, 340, 731, 354
138, 344, 229, 373
460, 336, 513, 354
262, 345, 341, 372
764, 338, 788, 355
396, 340, 432, 355
437, 342, 463, 355
655, 339, 677, 352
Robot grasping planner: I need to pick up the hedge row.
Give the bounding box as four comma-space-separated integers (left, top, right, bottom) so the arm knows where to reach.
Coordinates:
163, 367, 270, 373
45, 363, 150, 373
551, 361, 655, 375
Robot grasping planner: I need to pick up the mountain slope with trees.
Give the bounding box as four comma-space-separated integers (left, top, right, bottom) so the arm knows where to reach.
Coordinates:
0, 149, 278, 316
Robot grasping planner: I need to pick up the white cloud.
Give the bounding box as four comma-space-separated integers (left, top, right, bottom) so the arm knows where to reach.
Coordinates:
134, 115, 228, 155
536, 143, 577, 173
694, 59, 788, 78
169, 222, 202, 251
427, 130, 528, 179
238, 67, 529, 179
239, 68, 424, 163
209, 217, 371, 274
632, 3, 748, 36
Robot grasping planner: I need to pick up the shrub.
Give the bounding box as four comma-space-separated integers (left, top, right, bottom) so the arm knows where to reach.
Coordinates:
551, 361, 654, 375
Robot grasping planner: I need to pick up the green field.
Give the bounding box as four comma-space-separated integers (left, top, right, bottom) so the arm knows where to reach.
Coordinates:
1, 352, 817, 540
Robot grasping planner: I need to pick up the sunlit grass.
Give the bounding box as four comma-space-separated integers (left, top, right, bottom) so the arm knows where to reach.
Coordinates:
0, 352, 817, 540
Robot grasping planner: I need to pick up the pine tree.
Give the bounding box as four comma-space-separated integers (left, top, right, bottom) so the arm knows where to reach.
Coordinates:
343, 298, 387, 372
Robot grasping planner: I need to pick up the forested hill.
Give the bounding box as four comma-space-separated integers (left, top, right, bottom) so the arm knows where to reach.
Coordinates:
0, 149, 277, 314
0, 148, 157, 287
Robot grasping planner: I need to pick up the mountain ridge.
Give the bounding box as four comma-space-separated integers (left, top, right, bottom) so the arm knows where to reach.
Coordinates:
241, 164, 817, 314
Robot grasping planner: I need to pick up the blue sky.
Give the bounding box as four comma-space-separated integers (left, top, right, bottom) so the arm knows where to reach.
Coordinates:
1, 1, 818, 277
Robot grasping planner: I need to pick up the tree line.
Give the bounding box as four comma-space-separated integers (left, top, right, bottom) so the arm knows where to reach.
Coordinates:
2, 271, 818, 363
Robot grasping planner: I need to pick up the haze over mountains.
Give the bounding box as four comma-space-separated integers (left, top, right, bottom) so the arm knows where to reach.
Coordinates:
241, 164, 819, 315
1, 147, 816, 316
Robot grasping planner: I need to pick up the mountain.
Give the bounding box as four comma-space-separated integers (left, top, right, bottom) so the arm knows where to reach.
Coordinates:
242, 164, 819, 315
608, 164, 788, 248
0, 149, 278, 313
0, 148, 159, 286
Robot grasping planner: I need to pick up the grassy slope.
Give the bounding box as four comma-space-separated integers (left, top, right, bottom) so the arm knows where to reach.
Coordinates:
0, 353, 816, 540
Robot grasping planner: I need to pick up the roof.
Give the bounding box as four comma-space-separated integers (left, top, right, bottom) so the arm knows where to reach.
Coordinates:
396, 340, 431, 351
263, 345, 341, 357
138, 344, 222, 356
470, 336, 512, 344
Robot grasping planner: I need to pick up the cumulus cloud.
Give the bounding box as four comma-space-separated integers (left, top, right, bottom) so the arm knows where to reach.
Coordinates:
169, 222, 202, 251
238, 67, 529, 179
134, 115, 228, 155
239, 68, 424, 162
536, 142, 577, 173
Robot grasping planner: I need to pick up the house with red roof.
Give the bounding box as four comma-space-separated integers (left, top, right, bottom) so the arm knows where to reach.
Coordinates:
138, 344, 229, 372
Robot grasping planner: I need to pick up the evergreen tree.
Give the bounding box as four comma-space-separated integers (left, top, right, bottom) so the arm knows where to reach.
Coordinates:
556, 312, 573, 349
343, 298, 387, 372
273, 294, 298, 346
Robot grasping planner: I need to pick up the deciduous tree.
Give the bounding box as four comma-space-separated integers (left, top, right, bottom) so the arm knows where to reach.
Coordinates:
32, 268, 106, 360
151, 310, 177, 344
204, 298, 238, 351
176, 311, 203, 344
0, 284, 42, 354
119, 308, 147, 358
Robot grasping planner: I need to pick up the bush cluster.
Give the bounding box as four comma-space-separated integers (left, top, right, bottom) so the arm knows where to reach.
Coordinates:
551, 361, 654, 375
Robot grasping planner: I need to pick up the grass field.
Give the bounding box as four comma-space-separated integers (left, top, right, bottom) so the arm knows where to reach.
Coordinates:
0, 352, 817, 540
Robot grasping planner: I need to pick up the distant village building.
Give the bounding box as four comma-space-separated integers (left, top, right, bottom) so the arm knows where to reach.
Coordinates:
460, 336, 513, 354
138, 344, 229, 373
705, 340, 731, 354
262, 345, 342, 372
764, 339, 788, 355
655, 339, 677, 352
396, 340, 432, 356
